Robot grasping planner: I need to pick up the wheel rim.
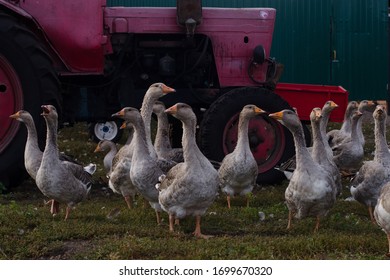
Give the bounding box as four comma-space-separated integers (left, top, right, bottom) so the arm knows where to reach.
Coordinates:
223, 113, 286, 173
0, 54, 23, 153
93, 121, 119, 141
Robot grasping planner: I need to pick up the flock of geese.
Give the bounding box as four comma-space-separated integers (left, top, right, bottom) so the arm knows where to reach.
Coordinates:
8, 82, 390, 256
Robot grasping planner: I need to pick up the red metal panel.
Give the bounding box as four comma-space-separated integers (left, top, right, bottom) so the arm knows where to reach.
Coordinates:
104, 7, 276, 86
18, 0, 107, 74
275, 83, 349, 122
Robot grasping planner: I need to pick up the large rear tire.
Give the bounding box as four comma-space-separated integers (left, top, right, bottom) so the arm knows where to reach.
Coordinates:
199, 87, 310, 185
0, 12, 60, 189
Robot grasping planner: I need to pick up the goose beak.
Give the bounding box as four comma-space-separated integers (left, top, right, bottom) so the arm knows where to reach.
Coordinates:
41, 105, 51, 116
330, 101, 338, 108
268, 111, 283, 120
9, 111, 21, 119
313, 108, 322, 118
254, 106, 266, 115
112, 108, 125, 118
162, 84, 176, 94
165, 104, 178, 115
94, 145, 101, 153
120, 122, 127, 129
376, 105, 384, 113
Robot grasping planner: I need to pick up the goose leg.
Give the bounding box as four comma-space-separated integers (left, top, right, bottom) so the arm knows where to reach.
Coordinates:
169, 214, 175, 232
64, 206, 71, 220
287, 210, 293, 230
124, 195, 133, 209
368, 206, 376, 224
156, 210, 162, 225
226, 195, 231, 209
246, 196, 250, 208
46, 199, 59, 216
314, 216, 320, 233
175, 219, 180, 226
193, 215, 213, 239
386, 234, 390, 258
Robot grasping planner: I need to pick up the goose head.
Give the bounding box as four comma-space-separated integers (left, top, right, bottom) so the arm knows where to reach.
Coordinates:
152, 101, 166, 116
9, 110, 31, 123
322, 101, 338, 115
268, 109, 301, 132
165, 103, 195, 122
146, 83, 176, 100
310, 107, 323, 123
358, 100, 375, 113
94, 140, 112, 153
346, 101, 359, 116
241, 104, 266, 119
112, 107, 142, 127
373, 105, 386, 122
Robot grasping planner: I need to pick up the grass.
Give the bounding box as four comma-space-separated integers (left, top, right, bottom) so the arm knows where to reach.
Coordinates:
0, 120, 389, 260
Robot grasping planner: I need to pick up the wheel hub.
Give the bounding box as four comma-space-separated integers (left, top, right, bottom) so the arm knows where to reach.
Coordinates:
0, 54, 23, 153
94, 121, 119, 141
223, 113, 286, 173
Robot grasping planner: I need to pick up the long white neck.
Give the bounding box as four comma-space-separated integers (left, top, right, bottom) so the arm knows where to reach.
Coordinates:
140, 94, 158, 159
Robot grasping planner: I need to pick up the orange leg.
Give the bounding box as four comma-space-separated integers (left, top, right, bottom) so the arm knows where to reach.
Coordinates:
368, 206, 377, 224
169, 214, 175, 232
246, 195, 250, 208
156, 210, 161, 225
175, 218, 180, 226
124, 195, 133, 209
46, 199, 59, 216
386, 234, 390, 258
64, 206, 71, 220
287, 210, 293, 230
226, 195, 231, 209
314, 216, 320, 233
193, 216, 213, 239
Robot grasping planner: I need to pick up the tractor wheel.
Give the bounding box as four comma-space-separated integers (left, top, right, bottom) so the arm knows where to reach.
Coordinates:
88, 120, 124, 143
199, 87, 311, 185
0, 12, 61, 189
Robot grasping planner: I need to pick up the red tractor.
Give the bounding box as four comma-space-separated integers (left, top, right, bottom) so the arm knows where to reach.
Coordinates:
0, 0, 347, 188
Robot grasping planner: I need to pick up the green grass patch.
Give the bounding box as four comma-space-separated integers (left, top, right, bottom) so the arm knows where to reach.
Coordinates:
0, 120, 388, 259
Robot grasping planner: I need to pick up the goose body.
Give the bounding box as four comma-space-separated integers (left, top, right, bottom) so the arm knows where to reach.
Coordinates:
35, 105, 91, 220
350, 105, 390, 223
10, 110, 95, 216
218, 105, 264, 208
94, 140, 118, 175
108, 83, 175, 208
269, 109, 336, 231
152, 101, 184, 163
157, 103, 219, 238
327, 101, 359, 147
113, 107, 164, 224
374, 181, 390, 257
332, 111, 364, 172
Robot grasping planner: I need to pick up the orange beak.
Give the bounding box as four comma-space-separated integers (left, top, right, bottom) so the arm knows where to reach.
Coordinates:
112, 108, 125, 118
165, 104, 178, 115
330, 101, 338, 108
94, 145, 101, 153
162, 84, 176, 94
312, 107, 322, 118
41, 105, 51, 116
9, 111, 21, 119
268, 111, 283, 120
120, 122, 127, 129
254, 106, 265, 115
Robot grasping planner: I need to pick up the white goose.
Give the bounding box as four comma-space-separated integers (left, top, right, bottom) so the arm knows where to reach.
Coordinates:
36, 105, 91, 220
218, 105, 265, 208
157, 103, 219, 238
269, 109, 336, 232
